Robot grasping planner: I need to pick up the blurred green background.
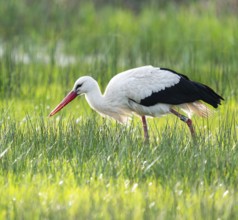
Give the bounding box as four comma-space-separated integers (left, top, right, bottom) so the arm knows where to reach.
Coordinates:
0, 0, 237, 102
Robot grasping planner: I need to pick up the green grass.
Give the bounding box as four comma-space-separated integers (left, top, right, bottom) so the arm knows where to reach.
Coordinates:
0, 1, 238, 219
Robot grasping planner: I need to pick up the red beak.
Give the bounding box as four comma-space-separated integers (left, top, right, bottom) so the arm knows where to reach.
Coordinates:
49, 91, 78, 117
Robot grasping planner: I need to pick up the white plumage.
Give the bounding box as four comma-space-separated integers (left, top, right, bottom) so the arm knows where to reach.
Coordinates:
49, 65, 223, 140
103, 66, 181, 121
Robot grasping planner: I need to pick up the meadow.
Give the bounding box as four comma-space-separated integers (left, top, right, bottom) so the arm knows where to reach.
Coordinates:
0, 1, 238, 219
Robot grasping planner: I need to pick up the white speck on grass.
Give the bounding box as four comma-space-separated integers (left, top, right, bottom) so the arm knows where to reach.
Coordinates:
177, 190, 183, 196
22, 117, 27, 122
103, 194, 111, 202
75, 117, 81, 124
107, 155, 111, 161
0, 146, 11, 159
149, 202, 155, 209
20, 117, 27, 125
144, 157, 160, 173
131, 183, 138, 192
141, 160, 147, 169
223, 190, 229, 198
59, 180, 64, 186
209, 193, 214, 199
124, 180, 130, 188
56, 116, 61, 121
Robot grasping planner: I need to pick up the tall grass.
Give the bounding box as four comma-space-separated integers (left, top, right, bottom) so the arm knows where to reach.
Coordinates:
0, 105, 237, 219
0, 1, 238, 219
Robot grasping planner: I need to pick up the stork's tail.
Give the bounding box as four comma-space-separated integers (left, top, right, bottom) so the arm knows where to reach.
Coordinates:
195, 82, 224, 108
182, 82, 224, 117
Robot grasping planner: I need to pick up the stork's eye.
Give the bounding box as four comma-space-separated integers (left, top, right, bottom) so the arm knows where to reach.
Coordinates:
75, 83, 83, 90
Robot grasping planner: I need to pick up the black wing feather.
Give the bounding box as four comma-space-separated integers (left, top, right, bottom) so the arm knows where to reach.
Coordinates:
140, 68, 224, 108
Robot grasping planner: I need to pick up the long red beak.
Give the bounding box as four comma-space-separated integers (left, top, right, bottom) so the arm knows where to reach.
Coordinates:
49, 91, 78, 117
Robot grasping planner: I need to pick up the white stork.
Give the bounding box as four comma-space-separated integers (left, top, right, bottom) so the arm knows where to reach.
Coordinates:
49, 65, 223, 140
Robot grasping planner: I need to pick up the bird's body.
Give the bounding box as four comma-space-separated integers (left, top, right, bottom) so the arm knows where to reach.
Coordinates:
49, 65, 223, 140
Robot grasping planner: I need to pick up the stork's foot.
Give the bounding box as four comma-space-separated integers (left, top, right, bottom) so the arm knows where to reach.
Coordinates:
170, 109, 196, 138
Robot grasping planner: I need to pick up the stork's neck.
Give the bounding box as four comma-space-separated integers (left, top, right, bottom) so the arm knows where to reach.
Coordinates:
84, 83, 107, 114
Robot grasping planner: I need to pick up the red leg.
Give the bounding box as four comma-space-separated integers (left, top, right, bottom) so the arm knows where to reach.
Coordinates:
141, 116, 149, 141
170, 109, 195, 137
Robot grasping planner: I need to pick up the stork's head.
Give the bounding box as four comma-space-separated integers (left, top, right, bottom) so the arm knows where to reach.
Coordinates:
49, 76, 96, 117
73, 76, 97, 95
